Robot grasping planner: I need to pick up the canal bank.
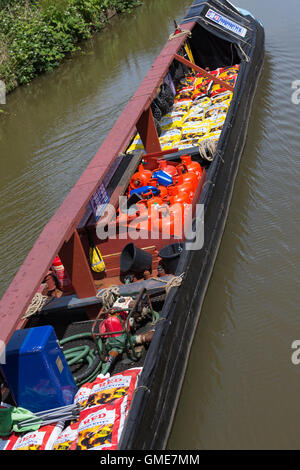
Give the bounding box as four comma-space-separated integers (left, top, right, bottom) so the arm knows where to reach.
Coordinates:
0, 0, 142, 94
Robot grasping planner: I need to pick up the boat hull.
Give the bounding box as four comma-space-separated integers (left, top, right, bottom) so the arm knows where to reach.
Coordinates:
119, 1, 265, 450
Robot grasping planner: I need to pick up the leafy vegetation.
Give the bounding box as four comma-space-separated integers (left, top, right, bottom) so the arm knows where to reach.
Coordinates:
0, 0, 142, 92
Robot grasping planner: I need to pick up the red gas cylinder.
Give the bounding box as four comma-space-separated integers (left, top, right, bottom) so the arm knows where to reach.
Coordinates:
158, 159, 177, 177
155, 204, 184, 237
177, 165, 199, 191
168, 184, 190, 205
180, 155, 203, 179
148, 178, 169, 199
169, 176, 194, 202
130, 164, 152, 189
52, 256, 73, 293
146, 195, 163, 207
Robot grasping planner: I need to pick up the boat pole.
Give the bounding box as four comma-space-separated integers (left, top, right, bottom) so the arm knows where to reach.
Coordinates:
174, 54, 235, 92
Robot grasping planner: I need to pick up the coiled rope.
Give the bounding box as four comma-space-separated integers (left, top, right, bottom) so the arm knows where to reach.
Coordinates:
169, 30, 192, 41
23, 293, 53, 319
150, 273, 184, 296
96, 285, 120, 310
198, 139, 218, 161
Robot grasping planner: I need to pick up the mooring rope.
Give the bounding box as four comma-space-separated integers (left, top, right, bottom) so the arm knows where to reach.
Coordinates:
168, 30, 192, 41
237, 43, 250, 62
23, 293, 53, 319
150, 273, 184, 296
96, 285, 120, 310
199, 139, 218, 161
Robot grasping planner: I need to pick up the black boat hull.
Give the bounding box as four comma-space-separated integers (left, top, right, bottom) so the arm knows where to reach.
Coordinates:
119, 0, 265, 450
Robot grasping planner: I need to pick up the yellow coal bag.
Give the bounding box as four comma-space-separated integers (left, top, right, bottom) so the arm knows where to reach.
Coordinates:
127, 133, 144, 153
211, 91, 233, 105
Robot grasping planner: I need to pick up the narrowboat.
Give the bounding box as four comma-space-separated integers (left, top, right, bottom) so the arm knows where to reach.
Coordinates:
0, 0, 264, 451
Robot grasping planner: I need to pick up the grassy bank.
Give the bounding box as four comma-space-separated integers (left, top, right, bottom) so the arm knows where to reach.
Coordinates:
0, 0, 142, 93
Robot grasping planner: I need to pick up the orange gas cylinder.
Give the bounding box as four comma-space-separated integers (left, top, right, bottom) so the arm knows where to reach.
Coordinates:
180, 155, 203, 179
130, 164, 152, 189
146, 196, 163, 207
148, 178, 169, 199
124, 201, 150, 233
169, 192, 190, 206
176, 166, 198, 191
168, 184, 190, 205
158, 159, 177, 177
157, 185, 169, 199
169, 176, 195, 202
146, 198, 166, 232
154, 204, 184, 237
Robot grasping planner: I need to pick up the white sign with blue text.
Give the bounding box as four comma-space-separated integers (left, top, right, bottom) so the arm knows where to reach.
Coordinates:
205, 8, 247, 38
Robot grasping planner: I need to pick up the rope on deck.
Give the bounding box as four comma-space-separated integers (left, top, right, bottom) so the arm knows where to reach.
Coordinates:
96, 285, 120, 309
150, 273, 184, 296
168, 30, 192, 41
23, 293, 53, 319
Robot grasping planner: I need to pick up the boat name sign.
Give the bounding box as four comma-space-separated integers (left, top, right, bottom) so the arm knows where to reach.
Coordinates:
205, 8, 247, 38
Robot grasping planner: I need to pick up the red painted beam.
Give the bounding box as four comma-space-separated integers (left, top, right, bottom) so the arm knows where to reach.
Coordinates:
144, 148, 179, 159
174, 54, 235, 92
59, 230, 97, 299
59, 230, 100, 320
0, 21, 195, 345
136, 107, 161, 154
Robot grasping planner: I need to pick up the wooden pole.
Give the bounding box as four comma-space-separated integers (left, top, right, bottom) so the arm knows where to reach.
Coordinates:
174, 54, 235, 93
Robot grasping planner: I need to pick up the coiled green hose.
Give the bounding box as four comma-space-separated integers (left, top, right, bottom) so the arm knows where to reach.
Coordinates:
60, 333, 103, 387
61, 309, 160, 387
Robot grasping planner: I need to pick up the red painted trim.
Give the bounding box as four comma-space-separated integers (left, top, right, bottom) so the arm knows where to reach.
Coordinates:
0, 21, 195, 344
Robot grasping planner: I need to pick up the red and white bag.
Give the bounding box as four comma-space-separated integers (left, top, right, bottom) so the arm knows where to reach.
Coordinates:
11, 422, 64, 451
76, 398, 126, 451
74, 368, 142, 412
53, 422, 79, 451
0, 434, 17, 451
